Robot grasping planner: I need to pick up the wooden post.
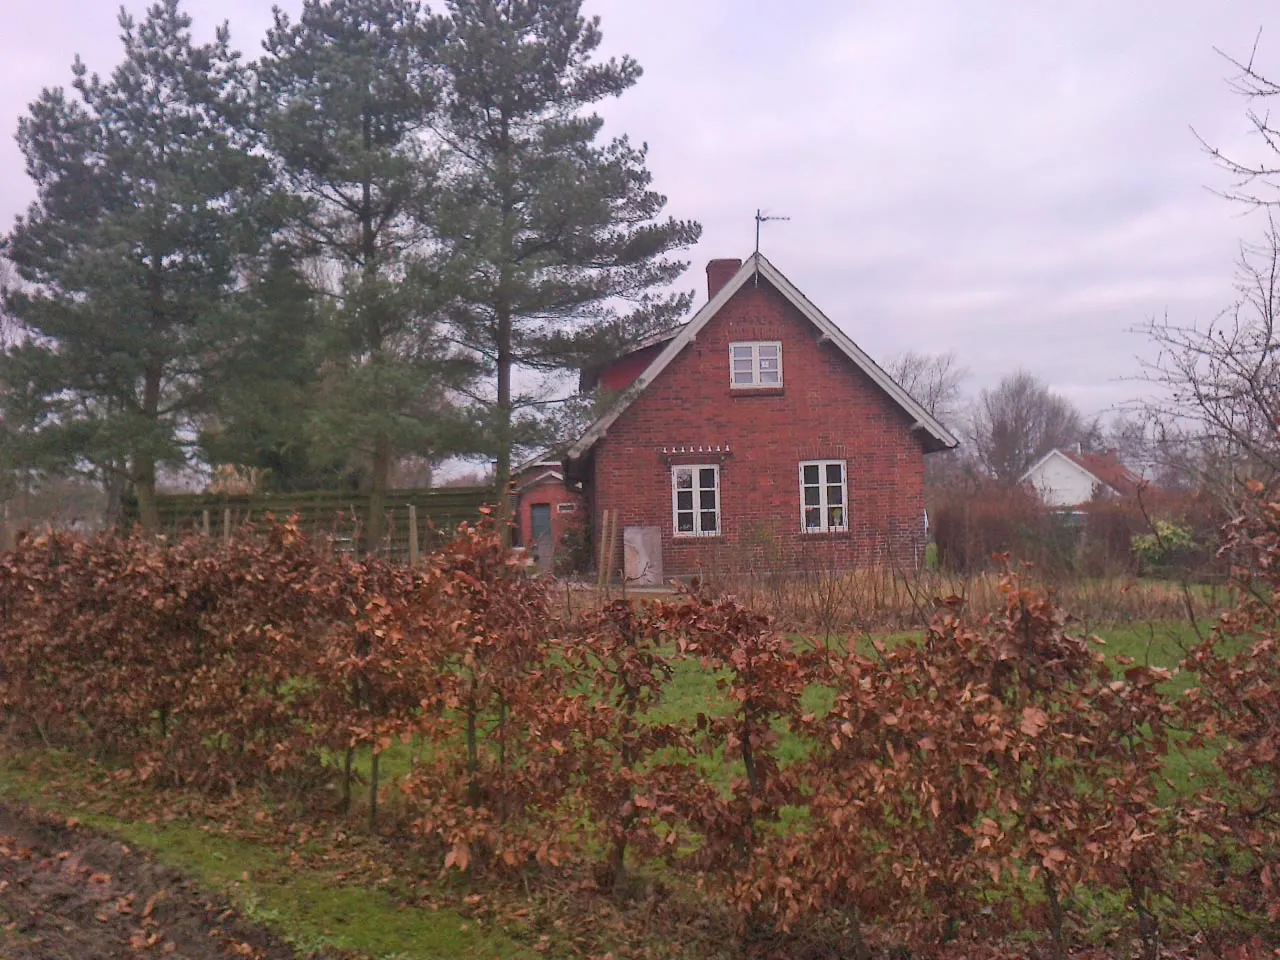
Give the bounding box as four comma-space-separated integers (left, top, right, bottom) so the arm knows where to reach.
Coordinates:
223, 508, 232, 542
599, 509, 620, 598
201, 509, 210, 537
596, 509, 611, 592
408, 505, 419, 566
614, 514, 624, 591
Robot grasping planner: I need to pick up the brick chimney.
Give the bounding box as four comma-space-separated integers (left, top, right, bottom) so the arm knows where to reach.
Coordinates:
706, 258, 743, 299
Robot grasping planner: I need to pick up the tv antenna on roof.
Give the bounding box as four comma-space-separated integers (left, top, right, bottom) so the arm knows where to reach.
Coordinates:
754, 208, 790, 284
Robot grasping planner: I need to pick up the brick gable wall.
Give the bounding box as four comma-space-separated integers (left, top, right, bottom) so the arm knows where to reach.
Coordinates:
588, 276, 928, 578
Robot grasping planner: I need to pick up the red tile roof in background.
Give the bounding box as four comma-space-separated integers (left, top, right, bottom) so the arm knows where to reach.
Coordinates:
1062, 449, 1142, 495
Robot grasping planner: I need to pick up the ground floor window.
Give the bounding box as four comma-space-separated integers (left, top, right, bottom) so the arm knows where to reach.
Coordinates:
799, 460, 848, 532
672, 464, 720, 536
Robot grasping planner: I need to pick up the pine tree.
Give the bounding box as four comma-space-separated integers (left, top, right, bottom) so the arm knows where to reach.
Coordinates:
256, 0, 469, 551
0, 1, 272, 529
436, 0, 701, 533
198, 249, 357, 492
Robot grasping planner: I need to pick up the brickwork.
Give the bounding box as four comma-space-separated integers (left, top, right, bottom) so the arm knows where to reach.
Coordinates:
587, 272, 929, 578
515, 472, 585, 559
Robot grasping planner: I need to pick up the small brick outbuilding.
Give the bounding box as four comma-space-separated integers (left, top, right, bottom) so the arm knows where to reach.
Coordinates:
564, 254, 958, 581
513, 458, 585, 571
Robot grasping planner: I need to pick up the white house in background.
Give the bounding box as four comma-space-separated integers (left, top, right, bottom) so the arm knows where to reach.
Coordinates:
1020, 448, 1141, 508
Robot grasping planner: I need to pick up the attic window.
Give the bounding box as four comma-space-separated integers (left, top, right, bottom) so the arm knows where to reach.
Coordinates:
729, 341, 782, 389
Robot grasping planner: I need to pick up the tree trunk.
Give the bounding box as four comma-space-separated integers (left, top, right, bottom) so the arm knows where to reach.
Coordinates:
496, 694, 508, 822
358, 117, 388, 557
494, 301, 514, 546
102, 460, 129, 528
1044, 872, 1066, 960
342, 746, 354, 815
133, 465, 160, 532
466, 692, 481, 808
134, 362, 163, 532
841, 907, 872, 960
1130, 874, 1159, 960
368, 748, 380, 830
365, 424, 389, 555
493, 134, 516, 546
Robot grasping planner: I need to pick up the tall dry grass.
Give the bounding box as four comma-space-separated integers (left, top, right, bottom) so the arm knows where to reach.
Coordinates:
562, 566, 1228, 637
724, 566, 1229, 635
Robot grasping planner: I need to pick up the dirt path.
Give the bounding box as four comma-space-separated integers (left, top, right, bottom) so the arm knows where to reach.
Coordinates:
0, 801, 296, 960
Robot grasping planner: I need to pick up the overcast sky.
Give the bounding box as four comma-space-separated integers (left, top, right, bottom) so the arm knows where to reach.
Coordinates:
2, 1, 1277, 424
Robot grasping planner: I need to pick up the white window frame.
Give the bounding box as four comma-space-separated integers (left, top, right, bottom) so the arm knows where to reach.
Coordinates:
799, 460, 849, 533
671, 464, 721, 537
729, 341, 783, 389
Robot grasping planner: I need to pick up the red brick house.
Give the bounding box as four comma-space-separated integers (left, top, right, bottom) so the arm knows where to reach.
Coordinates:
564, 254, 958, 581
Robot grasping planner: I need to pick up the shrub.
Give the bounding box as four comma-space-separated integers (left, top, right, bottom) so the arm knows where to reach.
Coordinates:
1180, 484, 1280, 934
931, 483, 1074, 574
0, 507, 1276, 956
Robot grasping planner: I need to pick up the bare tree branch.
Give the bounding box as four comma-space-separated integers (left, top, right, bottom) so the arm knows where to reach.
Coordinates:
1194, 31, 1280, 207
884, 350, 968, 425
1134, 217, 1280, 507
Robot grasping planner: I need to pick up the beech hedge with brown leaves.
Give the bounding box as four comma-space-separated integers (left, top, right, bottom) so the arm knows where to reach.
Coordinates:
1, 509, 1278, 958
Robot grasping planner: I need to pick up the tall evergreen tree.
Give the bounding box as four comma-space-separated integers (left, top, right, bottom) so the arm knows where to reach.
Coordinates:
198, 250, 357, 492
256, 0, 468, 550
436, 0, 701, 529
0, 1, 271, 529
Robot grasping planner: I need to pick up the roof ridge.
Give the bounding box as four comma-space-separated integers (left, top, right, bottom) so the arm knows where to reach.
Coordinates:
565, 254, 958, 462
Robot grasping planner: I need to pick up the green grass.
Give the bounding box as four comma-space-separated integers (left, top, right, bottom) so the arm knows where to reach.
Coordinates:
642, 619, 1208, 718
354, 619, 1220, 795
0, 753, 538, 960
1, 618, 1228, 958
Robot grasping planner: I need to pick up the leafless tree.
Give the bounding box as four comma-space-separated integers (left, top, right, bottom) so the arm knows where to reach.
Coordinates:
885, 350, 968, 425
1127, 35, 1280, 508
970, 371, 1094, 485
1197, 32, 1280, 208
1136, 220, 1280, 504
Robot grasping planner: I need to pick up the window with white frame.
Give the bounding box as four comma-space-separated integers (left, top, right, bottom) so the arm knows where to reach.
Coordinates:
799, 460, 848, 533
729, 341, 782, 388
672, 464, 720, 536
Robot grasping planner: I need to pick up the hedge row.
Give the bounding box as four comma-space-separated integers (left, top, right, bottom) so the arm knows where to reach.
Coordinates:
0, 512, 1276, 957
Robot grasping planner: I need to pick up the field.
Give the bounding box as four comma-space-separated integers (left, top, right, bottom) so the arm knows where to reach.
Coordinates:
0, 616, 1236, 959
0, 518, 1277, 959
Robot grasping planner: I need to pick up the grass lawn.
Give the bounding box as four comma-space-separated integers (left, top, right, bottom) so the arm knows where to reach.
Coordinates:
0, 617, 1228, 959
359, 618, 1217, 789
0, 752, 541, 960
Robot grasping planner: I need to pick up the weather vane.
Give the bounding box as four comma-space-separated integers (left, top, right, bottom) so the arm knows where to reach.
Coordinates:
754, 208, 790, 284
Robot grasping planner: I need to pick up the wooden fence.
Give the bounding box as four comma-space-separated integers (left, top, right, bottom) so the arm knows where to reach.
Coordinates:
122, 487, 496, 562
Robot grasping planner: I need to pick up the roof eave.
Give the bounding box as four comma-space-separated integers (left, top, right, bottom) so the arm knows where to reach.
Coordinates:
566, 252, 961, 459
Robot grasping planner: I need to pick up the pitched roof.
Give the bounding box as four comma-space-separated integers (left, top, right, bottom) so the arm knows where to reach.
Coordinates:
1063, 450, 1142, 495
517, 468, 565, 491
565, 254, 959, 462
1020, 448, 1143, 496
578, 327, 684, 392
514, 450, 561, 475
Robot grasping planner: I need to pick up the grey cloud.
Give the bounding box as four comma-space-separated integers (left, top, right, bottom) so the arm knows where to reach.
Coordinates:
4, 0, 1278, 423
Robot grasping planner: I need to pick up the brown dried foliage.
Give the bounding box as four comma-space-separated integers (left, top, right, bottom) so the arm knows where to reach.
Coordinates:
1, 500, 1279, 957
1181, 481, 1280, 937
